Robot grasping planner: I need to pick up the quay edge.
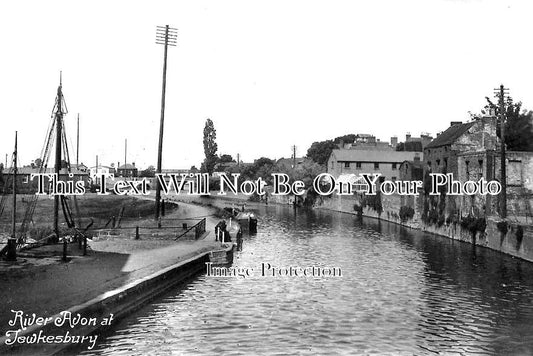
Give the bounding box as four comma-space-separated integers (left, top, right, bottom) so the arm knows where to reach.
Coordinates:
0, 243, 235, 356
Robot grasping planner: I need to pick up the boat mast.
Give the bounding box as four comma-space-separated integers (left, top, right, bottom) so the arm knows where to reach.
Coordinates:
5, 131, 18, 261
54, 74, 64, 240
12, 131, 17, 239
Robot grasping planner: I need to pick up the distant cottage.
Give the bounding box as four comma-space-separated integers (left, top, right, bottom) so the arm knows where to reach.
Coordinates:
117, 163, 138, 178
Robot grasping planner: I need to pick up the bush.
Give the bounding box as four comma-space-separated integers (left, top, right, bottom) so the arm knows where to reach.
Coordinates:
496, 221, 509, 235
399, 206, 415, 222
516, 225, 524, 248
461, 216, 487, 235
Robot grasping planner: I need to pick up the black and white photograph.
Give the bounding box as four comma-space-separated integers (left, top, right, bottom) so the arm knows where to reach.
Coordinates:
1, 1, 533, 355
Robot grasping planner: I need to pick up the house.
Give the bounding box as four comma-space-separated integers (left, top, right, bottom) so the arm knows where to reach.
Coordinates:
0, 166, 89, 194
89, 165, 114, 178
423, 116, 533, 218
117, 163, 138, 177
399, 160, 423, 182
338, 134, 393, 151
71, 163, 89, 173
327, 149, 423, 182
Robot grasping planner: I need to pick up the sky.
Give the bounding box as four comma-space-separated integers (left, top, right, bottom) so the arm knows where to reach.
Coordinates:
0, 0, 532, 170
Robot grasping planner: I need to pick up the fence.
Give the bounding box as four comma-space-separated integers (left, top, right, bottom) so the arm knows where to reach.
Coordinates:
90, 217, 207, 241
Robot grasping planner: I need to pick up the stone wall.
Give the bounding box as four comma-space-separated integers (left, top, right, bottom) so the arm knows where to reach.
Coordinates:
317, 193, 533, 263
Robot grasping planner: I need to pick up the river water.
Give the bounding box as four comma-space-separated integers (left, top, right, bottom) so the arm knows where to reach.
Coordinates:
81, 205, 533, 355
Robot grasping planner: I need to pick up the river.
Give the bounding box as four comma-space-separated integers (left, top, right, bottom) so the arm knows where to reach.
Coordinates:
80, 205, 533, 355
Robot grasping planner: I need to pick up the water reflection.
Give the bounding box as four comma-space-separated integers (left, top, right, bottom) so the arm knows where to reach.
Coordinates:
80, 206, 533, 355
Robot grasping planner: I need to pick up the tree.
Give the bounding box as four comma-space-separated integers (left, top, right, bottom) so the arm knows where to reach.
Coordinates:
202, 118, 218, 173
240, 157, 275, 183
219, 154, 235, 163
333, 134, 356, 144
504, 103, 533, 151
486, 97, 533, 152
306, 140, 337, 166
140, 165, 156, 177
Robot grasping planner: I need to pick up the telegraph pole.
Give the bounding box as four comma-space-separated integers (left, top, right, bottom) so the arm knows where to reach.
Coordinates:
292, 145, 297, 169
124, 138, 127, 170
155, 25, 177, 220
495, 84, 509, 218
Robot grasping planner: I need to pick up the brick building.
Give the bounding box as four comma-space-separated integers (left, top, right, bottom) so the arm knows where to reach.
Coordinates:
327, 149, 423, 182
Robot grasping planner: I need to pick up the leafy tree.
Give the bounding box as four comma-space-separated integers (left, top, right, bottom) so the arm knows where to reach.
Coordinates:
333, 134, 356, 144
288, 159, 323, 188
240, 157, 275, 183
202, 118, 218, 173
486, 97, 533, 151
504, 103, 533, 151
306, 140, 337, 166
219, 154, 235, 163
140, 165, 156, 177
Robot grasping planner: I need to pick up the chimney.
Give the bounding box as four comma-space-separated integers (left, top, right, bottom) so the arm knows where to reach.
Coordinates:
450, 121, 462, 126
132, 162, 135, 167
390, 136, 398, 147
406, 132, 411, 141
338, 139, 345, 149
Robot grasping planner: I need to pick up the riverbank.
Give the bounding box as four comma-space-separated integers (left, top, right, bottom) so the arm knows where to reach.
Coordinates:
318, 194, 533, 263
0, 199, 234, 355
168, 191, 533, 263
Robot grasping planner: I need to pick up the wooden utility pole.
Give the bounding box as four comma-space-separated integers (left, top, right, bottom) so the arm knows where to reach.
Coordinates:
155, 25, 177, 220
124, 138, 127, 171
495, 85, 508, 218
292, 145, 297, 169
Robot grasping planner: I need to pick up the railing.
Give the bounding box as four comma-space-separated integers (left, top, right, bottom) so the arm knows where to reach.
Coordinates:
90, 217, 207, 241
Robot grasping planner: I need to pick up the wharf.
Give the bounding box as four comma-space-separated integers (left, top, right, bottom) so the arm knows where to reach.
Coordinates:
0, 201, 236, 355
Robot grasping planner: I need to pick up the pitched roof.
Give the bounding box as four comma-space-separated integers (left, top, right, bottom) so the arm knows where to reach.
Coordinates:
3, 167, 88, 175
118, 163, 137, 169
425, 122, 475, 149
331, 149, 422, 163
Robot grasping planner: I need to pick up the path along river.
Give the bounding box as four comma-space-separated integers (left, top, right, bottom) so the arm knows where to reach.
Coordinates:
80, 205, 533, 355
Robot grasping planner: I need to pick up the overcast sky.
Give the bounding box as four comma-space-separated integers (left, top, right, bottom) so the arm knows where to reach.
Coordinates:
1, 0, 532, 170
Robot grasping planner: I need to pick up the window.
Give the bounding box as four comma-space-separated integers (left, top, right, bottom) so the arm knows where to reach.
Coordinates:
22, 175, 29, 184
436, 159, 441, 166
443, 158, 447, 168
374, 163, 379, 170
356, 162, 362, 169
478, 160, 483, 178
465, 160, 470, 180
344, 162, 350, 168
392, 163, 397, 170
392, 176, 397, 181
